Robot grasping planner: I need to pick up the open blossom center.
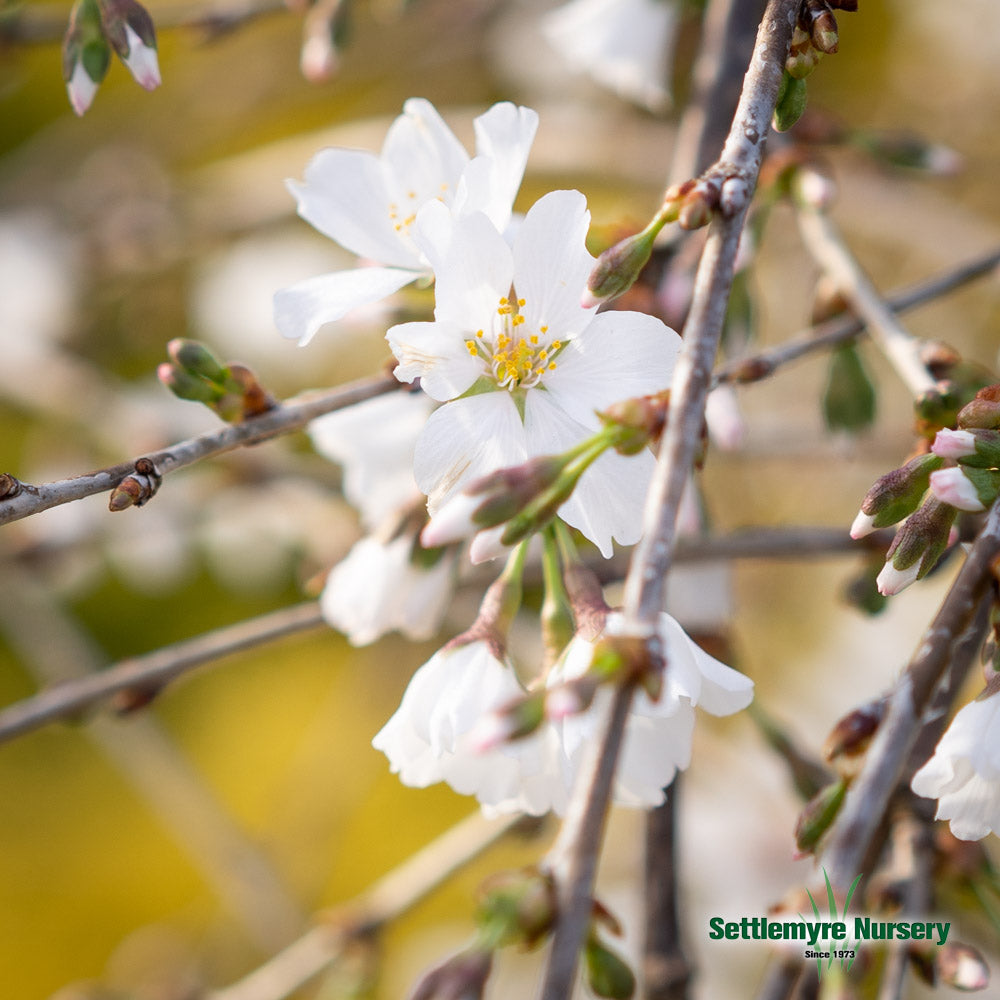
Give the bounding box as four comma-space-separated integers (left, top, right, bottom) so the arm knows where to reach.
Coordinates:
465, 294, 562, 390
388, 184, 450, 244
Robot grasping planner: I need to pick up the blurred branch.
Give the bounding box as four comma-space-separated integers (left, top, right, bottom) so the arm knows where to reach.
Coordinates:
0, 372, 400, 527
209, 810, 545, 1000
0, 556, 306, 951
0, 600, 325, 745
0, 0, 288, 45
0, 525, 882, 745
714, 245, 1000, 386
821, 500, 1000, 891
795, 198, 940, 397
539, 4, 799, 997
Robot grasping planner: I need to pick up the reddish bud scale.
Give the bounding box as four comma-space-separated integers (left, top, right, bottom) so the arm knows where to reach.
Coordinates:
823, 699, 885, 773
958, 384, 1000, 430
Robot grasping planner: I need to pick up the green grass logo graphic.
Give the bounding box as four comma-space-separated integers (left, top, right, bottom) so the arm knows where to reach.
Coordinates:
803, 869, 863, 978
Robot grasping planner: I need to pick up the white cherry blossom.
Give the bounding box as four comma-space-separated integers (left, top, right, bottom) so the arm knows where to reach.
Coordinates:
543, 0, 680, 111
372, 639, 568, 816
388, 189, 681, 557
549, 612, 755, 810
275, 99, 538, 344
911, 692, 1000, 840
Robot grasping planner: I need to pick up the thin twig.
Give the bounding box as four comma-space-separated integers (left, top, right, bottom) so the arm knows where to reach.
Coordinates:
0, 601, 326, 746
0, 559, 306, 951
0, 525, 884, 746
795, 201, 939, 397
0, 373, 400, 528
821, 500, 1000, 892
538, 4, 799, 997
713, 245, 1000, 386
208, 811, 543, 1000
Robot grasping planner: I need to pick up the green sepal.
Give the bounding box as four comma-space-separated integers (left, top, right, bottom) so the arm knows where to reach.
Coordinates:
773, 71, 808, 133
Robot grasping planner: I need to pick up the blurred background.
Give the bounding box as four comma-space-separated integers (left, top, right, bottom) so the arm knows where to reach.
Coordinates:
1, 0, 999, 997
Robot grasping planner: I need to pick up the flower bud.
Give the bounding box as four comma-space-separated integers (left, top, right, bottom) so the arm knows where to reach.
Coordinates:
409, 948, 493, 1000
62, 0, 111, 116
929, 466, 1000, 512
469, 688, 547, 751
583, 225, 658, 308
545, 674, 600, 720
794, 779, 847, 856
773, 71, 809, 133
785, 27, 824, 79
584, 936, 636, 1000
823, 698, 885, 777
167, 338, 229, 384
850, 452, 944, 538
935, 942, 990, 991
99, 0, 160, 90
876, 496, 956, 596
599, 391, 671, 455
474, 869, 557, 950
957, 384, 1000, 429
108, 457, 161, 511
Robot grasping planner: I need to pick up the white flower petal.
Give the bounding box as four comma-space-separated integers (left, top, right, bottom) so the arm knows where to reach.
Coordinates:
524, 390, 653, 555
388, 319, 484, 400
274, 265, 417, 345
413, 201, 513, 331
512, 190, 597, 339
466, 103, 540, 229
289, 149, 417, 268
543, 309, 679, 429
67, 61, 100, 116
381, 98, 470, 210
309, 390, 432, 528
414, 393, 527, 513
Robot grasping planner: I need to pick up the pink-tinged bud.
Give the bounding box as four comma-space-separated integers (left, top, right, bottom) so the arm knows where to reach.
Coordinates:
469, 527, 509, 565
300, 33, 338, 84
121, 23, 160, 89
931, 428, 978, 461
851, 452, 944, 535
877, 560, 922, 597
545, 675, 600, 720
421, 491, 484, 548
930, 467, 995, 512
849, 510, 877, 540
792, 166, 837, 211
409, 949, 493, 1000
877, 496, 956, 596
936, 942, 990, 991
66, 60, 102, 115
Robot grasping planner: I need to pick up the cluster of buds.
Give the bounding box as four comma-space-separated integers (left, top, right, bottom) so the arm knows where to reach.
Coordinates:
62, 0, 160, 116
157, 339, 277, 422
773, 0, 856, 132
422, 393, 672, 557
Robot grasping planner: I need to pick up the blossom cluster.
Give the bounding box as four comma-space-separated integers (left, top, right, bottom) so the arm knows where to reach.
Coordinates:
277, 98, 753, 816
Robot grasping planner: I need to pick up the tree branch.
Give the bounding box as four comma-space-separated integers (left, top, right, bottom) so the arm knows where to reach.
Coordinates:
0, 601, 326, 746
537, 4, 799, 996
713, 245, 1000, 386
794, 199, 939, 397
0, 373, 400, 528
820, 500, 1000, 891
208, 811, 544, 1000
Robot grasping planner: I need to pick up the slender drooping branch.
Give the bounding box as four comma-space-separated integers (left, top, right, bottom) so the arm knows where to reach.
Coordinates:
713, 245, 1000, 386
795, 200, 939, 398
0, 372, 400, 527
821, 499, 1000, 891
0, 601, 326, 745
0, 525, 885, 746
209, 811, 542, 1000
538, 4, 799, 997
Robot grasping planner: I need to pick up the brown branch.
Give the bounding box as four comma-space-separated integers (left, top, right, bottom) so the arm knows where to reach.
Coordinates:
820, 500, 1000, 892
795, 198, 938, 397
714, 245, 1000, 386
0, 373, 400, 528
0, 601, 326, 746
537, 4, 799, 997
208, 811, 544, 1000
